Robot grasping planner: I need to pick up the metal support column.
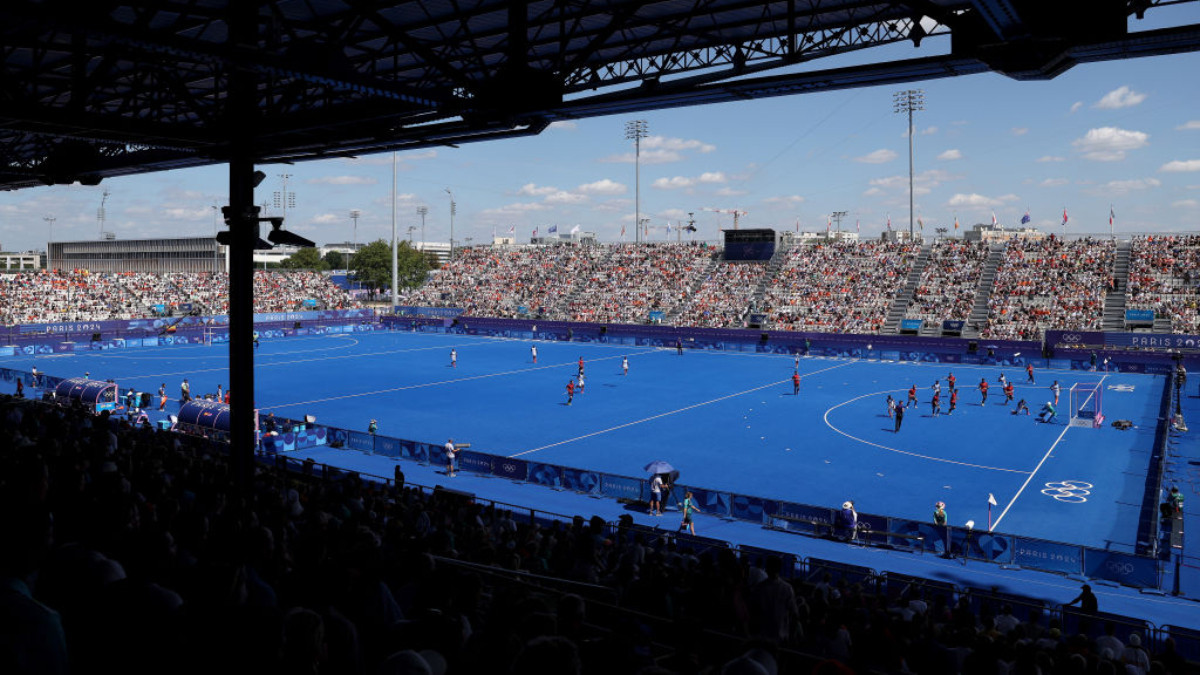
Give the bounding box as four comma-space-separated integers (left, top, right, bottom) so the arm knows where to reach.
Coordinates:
226, 1, 259, 503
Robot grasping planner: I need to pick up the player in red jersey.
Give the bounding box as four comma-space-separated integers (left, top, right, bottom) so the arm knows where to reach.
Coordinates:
979, 378, 989, 405
1003, 382, 1015, 405
908, 384, 918, 406
948, 388, 959, 415
792, 371, 801, 396
566, 379, 575, 406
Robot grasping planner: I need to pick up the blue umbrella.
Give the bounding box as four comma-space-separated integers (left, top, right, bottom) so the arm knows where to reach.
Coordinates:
644, 460, 675, 474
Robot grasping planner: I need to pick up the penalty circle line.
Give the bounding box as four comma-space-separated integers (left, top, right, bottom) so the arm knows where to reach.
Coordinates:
823, 389, 1032, 474
990, 373, 1109, 531
510, 360, 856, 458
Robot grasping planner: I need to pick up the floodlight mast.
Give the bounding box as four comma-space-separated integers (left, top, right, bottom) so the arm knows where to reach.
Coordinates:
894, 89, 925, 241
625, 119, 648, 244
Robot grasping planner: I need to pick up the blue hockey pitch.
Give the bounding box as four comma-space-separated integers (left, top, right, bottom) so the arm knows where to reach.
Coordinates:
16, 329, 1166, 552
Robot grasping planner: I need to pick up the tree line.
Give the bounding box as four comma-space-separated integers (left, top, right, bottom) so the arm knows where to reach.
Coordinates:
279, 240, 439, 294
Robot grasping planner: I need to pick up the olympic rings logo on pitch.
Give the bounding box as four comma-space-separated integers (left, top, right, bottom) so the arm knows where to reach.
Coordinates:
1041, 480, 1093, 503
1105, 560, 1134, 576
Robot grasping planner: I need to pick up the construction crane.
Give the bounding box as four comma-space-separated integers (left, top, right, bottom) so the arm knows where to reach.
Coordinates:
703, 207, 748, 230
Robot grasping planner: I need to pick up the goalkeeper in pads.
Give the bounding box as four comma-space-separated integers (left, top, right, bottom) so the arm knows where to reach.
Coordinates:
1037, 401, 1057, 424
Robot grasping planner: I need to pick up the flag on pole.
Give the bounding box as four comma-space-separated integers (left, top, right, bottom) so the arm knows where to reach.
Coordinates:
548, 225, 558, 234
991, 211, 997, 226
570, 224, 580, 234
665, 223, 672, 234
953, 215, 959, 230
886, 213, 892, 230
1062, 207, 1069, 226
856, 219, 860, 233
620, 224, 626, 239
1020, 209, 1031, 225
917, 215, 924, 231
507, 225, 515, 234
826, 215, 831, 233
794, 217, 799, 233
1109, 205, 1114, 227
532, 227, 538, 237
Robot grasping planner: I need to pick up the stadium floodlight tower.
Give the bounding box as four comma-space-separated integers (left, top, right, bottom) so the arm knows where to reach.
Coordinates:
417, 206, 428, 249
445, 188, 456, 261
348, 209, 361, 274
893, 89, 925, 241
43, 214, 55, 244
625, 119, 649, 244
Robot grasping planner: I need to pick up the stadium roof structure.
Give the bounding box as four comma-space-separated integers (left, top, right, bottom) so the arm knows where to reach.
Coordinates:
2, 0, 1199, 191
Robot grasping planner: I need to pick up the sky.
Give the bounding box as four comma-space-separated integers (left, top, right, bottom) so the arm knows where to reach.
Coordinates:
1, 6, 1198, 252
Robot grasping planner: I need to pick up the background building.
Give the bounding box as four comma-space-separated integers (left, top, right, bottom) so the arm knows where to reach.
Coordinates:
48, 237, 227, 273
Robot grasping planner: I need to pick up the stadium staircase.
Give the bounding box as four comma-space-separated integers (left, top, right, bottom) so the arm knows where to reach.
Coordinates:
960, 242, 1007, 339
665, 254, 717, 324
751, 244, 792, 326
880, 241, 931, 334
552, 246, 615, 318
1102, 239, 1133, 332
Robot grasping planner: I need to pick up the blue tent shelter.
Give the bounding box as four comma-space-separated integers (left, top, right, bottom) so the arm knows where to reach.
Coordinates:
54, 377, 119, 412
174, 399, 258, 439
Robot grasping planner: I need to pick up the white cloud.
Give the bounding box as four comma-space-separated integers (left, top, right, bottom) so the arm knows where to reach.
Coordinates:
517, 183, 558, 197
937, 149, 962, 161
661, 208, 690, 221
863, 187, 884, 197
548, 121, 578, 130
1159, 159, 1200, 172
652, 176, 695, 190
855, 148, 898, 164
163, 207, 209, 220
1011, 127, 1029, 136
1072, 127, 1149, 161
308, 175, 376, 185
1103, 178, 1160, 193
343, 149, 437, 166
1177, 121, 1200, 131
715, 187, 747, 197
1094, 86, 1147, 110
920, 126, 938, 136
1040, 178, 1070, 187
652, 171, 727, 190
946, 193, 1001, 208
577, 178, 626, 195
1173, 199, 1199, 208
1036, 155, 1065, 163
641, 135, 716, 153
479, 202, 550, 217
599, 149, 684, 164
544, 190, 588, 205
312, 213, 344, 224
1070, 101, 1083, 114
764, 195, 806, 205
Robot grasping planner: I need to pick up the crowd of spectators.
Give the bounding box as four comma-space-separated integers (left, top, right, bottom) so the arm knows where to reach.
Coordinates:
0, 270, 361, 325
10, 237, 1200, 339
762, 241, 918, 333
3, 392, 1195, 675
561, 244, 716, 325
397, 246, 605, 318
984, 236, 1115, 340
674, 262, 768, 328
0, 270, 146, 324
903, 241, 990, 325
1127, 235, 1200, 333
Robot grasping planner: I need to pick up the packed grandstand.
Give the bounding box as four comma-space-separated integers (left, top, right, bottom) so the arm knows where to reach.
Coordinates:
6, 234, 1196, 337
